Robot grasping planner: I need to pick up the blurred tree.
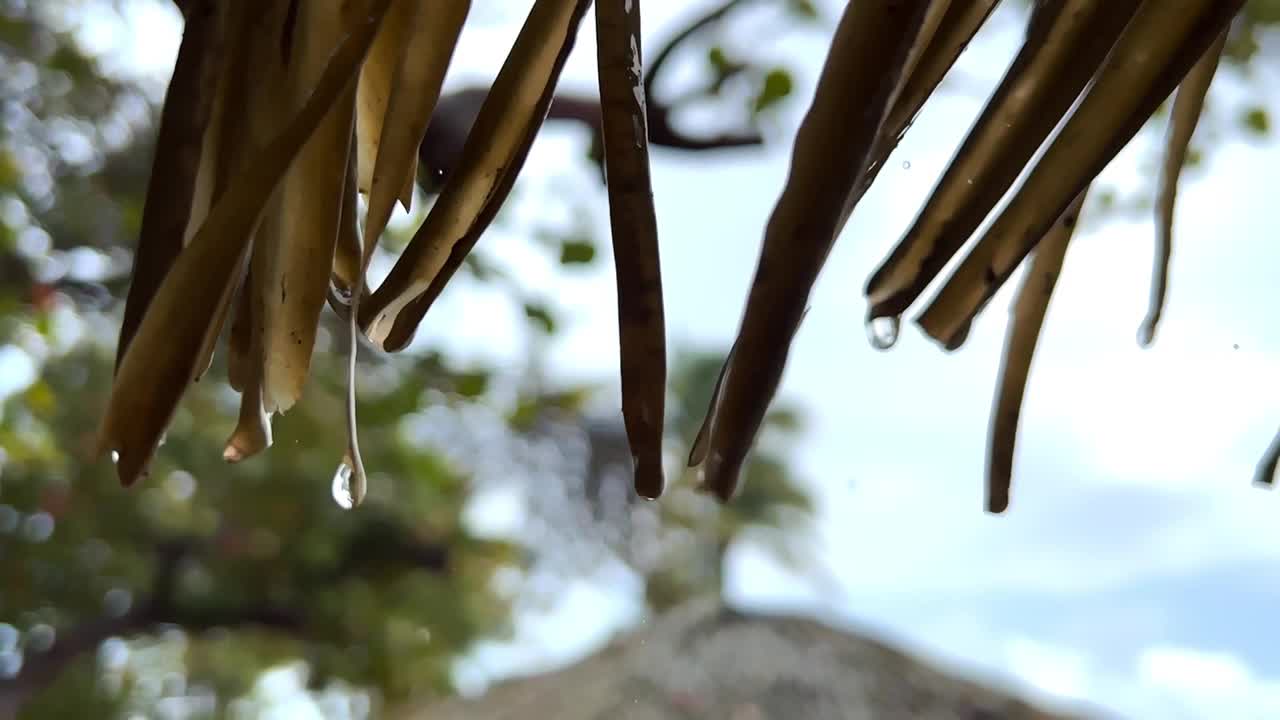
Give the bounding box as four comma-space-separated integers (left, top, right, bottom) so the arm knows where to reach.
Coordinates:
0, 1, 817, 717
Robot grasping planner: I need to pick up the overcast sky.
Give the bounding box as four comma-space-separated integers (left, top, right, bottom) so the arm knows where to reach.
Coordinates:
119, 2, 1280, 717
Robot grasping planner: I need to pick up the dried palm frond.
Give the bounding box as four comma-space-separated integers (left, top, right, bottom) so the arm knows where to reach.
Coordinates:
986, 188, 1087, 514
108, 0, 1265, 513
103, 1, 391, 487
694, 0, 936, 501
1140, 30, 1227, 347
595, 0, 667, 500
107, 0, 666, 503
697, 0, 1251, 509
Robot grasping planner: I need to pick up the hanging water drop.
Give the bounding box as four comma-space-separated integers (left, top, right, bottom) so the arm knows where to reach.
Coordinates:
865, 314, 900, 350
331, 463, 356, 509
110, 450, 120, 464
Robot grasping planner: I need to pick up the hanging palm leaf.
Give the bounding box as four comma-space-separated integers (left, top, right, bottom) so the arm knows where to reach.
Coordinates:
103, 1, 391, 487
701, 1, 1251, 509
1140, 30, 1227, 347
106, 0, 1266, 513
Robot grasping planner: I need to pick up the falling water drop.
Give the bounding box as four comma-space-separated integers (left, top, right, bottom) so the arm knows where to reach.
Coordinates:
331, 463, 355, 510
865, 314, 900, 350
109, 450, 120, 464
901, 160, 911, 170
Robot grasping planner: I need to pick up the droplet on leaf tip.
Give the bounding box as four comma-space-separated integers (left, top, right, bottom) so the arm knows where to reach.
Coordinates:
332, 463, 353, 509
332, 461, 365, 509
865, 314, 900, 350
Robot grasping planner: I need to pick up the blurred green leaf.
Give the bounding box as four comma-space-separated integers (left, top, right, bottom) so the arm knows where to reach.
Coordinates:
754, 68, 793, 114
558, 238, 596, 265
453, 370, 490, 398
1242, 105, 1271, 134
787, 0, 820, 20
523, 302, 556, 334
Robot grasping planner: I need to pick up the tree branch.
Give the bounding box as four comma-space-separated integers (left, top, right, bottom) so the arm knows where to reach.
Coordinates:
642, 0, 764, 150
416, 0, 767, 191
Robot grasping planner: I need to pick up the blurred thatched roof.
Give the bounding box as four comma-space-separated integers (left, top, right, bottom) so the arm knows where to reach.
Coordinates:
411, 600, 1097, 720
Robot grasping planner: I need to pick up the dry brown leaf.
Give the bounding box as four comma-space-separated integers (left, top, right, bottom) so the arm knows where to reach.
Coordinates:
687, 340, 735, 468
226, 262, 256, 393
1139, 30, 1226, 347
116, 0, 224, 370
99, 5, 390, 486
865, 0, 1140, 331
363, 0, 470, 259
189, 2, 296, 383
916, 0, 1245, 348
355, 0, 418, 200
596, 0, 667, 499
896, 0, 953, 85
696, 0, 932, 501
261, 3, 361, 413
840, 0, 1000, 227
359, 0, 594, 350
224, 218, 276, 463
987, 189, 1087, 514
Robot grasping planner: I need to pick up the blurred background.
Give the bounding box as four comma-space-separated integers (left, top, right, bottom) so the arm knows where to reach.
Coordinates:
2, 1, 1280, 717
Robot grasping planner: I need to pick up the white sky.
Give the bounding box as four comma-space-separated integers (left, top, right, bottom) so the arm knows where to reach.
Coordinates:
120, 2, 1280, 718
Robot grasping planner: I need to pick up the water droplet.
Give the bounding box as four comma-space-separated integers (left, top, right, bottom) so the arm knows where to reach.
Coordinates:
332, 464, 354, 509
331, 462, 365, 509
901, 160, 911, 170
865, 314, 900, 350
109, 450, 120, 464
